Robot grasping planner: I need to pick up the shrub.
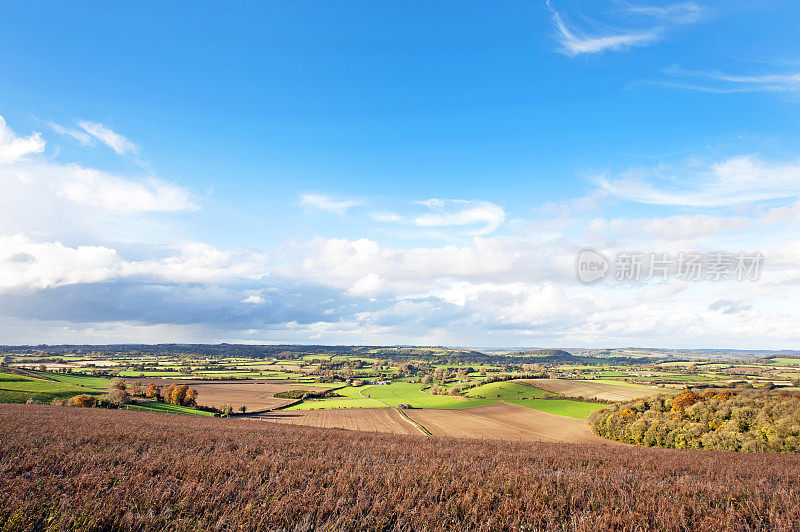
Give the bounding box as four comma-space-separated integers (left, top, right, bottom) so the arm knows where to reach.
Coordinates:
67, 394, 96, 408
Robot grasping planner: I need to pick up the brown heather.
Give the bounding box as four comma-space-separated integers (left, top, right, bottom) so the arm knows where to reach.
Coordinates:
3, 405, 800, 531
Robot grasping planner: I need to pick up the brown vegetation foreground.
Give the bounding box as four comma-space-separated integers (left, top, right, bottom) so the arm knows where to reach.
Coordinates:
3, 405, 800, 531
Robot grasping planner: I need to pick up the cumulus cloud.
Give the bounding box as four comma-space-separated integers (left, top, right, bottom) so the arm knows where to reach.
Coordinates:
1, 115, 196, 213
0, 117, 45, 163
299, 193, 361, 215
0, 235, 267, 293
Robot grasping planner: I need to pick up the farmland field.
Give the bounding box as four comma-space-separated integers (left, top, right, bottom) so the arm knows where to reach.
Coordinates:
464, 380, 605, 418
521, 378, 662, 401
254, 407, 420, 435
404, 403, 613, 443
189, 381, 334, 412
0, 370, 103, 403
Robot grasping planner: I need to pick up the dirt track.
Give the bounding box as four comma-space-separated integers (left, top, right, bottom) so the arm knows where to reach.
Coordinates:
250, 407, 419, 435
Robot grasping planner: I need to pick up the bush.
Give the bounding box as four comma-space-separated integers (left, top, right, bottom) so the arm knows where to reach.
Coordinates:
67, 394, 96, 408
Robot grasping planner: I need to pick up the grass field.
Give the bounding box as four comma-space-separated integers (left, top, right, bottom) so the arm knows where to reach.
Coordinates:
465, 381, 604, 418
29, 371, 109, 389
286, 385, 382, 410
0, 370, 103, 403
287, 380, 603, 417
127, 401, 214, 416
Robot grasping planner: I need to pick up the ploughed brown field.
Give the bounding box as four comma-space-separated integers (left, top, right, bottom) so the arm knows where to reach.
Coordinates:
3, 405, 800, 531
188, 382, 332, 411
250, 407, 420, 435
404, 403, 614, 444
520, 378, 661, 401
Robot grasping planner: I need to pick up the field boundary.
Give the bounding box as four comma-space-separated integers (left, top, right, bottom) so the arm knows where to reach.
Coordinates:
396, 408, 431, 435
358, 386, 430, 435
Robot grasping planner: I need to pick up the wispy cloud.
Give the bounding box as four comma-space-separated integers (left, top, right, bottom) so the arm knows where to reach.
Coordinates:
77, 121, 138, 155
50, 120, 139, 155
545, 1, 702, 56
413, 199, 506, 235
299, 193, 361, 215
658, 65, 800, 93
598, 155, 800, 207
372, 199, 506, 235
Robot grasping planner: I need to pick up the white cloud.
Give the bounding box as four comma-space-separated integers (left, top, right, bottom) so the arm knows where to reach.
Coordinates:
614, 214, 749, 240
48, 122, 93, 146
0, 235, 267, 293
413, 199, 506, 235
242, 294, 266, 304
299, 193, 361, 215
546, 1, 657, 56
1, 115, 196, 213
598, 155, 800, 207
659, 66, 800, 93
0, 117, 45, 164
545, 1, 701, 56
628, 3, 703, 24
77, 120, 139, 155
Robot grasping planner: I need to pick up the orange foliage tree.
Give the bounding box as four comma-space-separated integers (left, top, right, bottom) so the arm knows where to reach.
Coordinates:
161, 384, 198, 406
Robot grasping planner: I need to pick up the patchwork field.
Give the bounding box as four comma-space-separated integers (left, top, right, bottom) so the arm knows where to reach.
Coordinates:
252, 407, 420, 435
521, 378, 662, 401
403, 403, 613, 444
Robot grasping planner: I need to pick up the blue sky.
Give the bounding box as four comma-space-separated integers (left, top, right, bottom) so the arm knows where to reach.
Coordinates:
1, 1, 799, 347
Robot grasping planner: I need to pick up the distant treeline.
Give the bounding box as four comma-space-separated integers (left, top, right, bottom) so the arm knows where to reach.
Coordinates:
1, 344, 655, 366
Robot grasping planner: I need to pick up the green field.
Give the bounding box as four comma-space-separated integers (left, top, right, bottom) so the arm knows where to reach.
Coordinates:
465, 381, 604, 418
766, 358, 800, 366
286, 385, 382, 410
127, 401, 214, 416
0, 370, 103, 403
363, 382, 494, 409
30, 371, 109, 389
287, 380, 603, 418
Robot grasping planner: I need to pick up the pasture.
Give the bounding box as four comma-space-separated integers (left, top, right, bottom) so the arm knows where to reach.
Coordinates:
0, 370, 103, 403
